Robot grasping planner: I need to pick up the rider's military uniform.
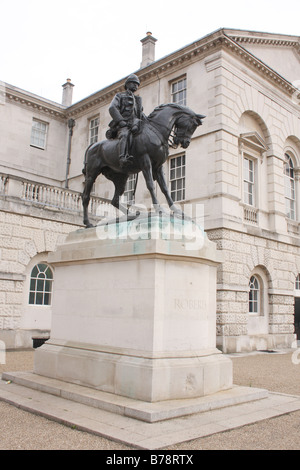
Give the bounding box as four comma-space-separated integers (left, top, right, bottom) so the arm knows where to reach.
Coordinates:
106, 74, 144, 167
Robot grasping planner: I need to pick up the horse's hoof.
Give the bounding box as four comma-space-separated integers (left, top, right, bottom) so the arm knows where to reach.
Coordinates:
127, 213, 139, 221
84, 223, 94, 229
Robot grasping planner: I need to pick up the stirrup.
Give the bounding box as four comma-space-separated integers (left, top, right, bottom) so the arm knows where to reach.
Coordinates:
119, 154, 134, 168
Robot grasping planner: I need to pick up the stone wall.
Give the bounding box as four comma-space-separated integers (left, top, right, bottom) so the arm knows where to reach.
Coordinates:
208, 227, 298, 352
0, 204, 81, 349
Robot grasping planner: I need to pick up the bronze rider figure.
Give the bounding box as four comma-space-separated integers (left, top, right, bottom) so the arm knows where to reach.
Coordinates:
106, 74, 145, 168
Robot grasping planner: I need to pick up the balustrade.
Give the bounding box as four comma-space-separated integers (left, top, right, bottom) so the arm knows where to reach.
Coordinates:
243, 205, 258, 224
0, 173, 114, 218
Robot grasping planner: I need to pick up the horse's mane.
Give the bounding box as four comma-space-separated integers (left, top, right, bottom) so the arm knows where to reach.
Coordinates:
147, 103, 192, 120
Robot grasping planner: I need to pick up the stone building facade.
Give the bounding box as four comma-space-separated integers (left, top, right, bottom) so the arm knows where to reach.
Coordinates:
1, 28, 300, 352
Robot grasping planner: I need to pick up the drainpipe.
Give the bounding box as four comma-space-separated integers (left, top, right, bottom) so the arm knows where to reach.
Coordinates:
65, 118, 75, 189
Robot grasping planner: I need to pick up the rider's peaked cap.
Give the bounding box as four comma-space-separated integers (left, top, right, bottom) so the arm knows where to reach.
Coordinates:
125, 74, 140, 88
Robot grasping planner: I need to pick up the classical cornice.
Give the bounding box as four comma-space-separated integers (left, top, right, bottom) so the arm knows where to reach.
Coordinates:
66, 83, 124, 118
3, 29, 299, 121
221, 33, 297, 95
2, 83, 66, 120
67, 29, 299, 118
66, 30, 228, 118
224, 29, 300, 55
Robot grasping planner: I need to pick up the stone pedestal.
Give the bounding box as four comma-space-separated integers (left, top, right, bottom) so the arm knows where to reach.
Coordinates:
34, 215, 232, 403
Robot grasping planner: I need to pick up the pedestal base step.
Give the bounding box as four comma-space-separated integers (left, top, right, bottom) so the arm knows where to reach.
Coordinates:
2, 370, 267, 423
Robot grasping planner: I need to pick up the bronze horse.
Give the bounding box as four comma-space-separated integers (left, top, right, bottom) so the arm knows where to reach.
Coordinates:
82, 103, 205, 227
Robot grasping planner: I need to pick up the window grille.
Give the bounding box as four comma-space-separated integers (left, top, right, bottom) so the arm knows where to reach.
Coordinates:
170, 155, 185, 202
30, 119, 48, 149
124, 174, 136, 204
284, 154, 296, 220
243, 157, 255, 206
249, 275, 260, 314
29, 263, 53, 306
171, 78, 187, 106
89, 117, 99, 145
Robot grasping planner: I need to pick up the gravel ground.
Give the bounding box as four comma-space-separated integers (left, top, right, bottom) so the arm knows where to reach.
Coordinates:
0, 349, 300, 450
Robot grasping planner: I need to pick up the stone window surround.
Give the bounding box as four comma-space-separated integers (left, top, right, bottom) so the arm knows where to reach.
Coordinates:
284, 149, 300, 223
169, 153, 186, 202
248, 268, 269, 318
170, 76, 187, 106
30, 118, 49, 150
239, 132, 268, 225
29, 263, 53, 306
249, 275, 260, 314
89, 115, 100, 145
123, 174, 137, 204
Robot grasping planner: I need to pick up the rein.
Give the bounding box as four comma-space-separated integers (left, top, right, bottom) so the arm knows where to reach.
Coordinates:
145, 117, 179, 149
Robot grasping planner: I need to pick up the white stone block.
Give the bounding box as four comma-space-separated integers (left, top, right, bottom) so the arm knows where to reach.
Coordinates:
34, 216, 232, 402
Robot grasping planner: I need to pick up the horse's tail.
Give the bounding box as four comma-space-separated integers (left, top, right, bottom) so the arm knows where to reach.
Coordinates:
82, 143, 94, 175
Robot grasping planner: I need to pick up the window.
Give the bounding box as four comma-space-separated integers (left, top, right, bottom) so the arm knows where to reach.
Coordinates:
30, 119, 48, 149
284, 154, 296, 220
171, 78, 186, 106
243, 157, 255, 206
89, 116, 99, 145
124, 174, 137, 204
29, 263, 53, 306
249, 275, 260, 314
296, 274, 300, 290
170, 154, 185, 202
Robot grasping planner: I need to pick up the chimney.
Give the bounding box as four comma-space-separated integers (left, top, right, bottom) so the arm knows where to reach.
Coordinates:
140, 32, 157, 68
62, 78, 74, 106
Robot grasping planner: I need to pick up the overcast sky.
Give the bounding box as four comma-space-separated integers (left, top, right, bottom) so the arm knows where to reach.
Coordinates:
1, 0, 299, 104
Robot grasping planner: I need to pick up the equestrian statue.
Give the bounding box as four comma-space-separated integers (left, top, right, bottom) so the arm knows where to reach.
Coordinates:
82, 74, 205, 228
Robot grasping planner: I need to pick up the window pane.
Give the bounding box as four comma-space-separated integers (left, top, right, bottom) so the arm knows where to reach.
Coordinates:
36, 279, 45, 291
36, 292, 43, 305
45, 267, 53, 279
31, 266, 38, 277
44, 293, 51, 305
45, 280, 51, 292
38, 263, 48, 272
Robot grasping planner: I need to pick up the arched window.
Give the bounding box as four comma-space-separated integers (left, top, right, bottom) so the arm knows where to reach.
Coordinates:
284, 154, 296, 220
249, 275, 260, 314
29, 263, 53, 305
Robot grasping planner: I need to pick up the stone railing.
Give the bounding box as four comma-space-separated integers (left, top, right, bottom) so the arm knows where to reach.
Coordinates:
0, 173, 115, 219
243, 205, 258, 225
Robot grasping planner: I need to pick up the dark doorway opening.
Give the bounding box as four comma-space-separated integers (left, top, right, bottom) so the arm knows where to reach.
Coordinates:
294, 298, 300, 340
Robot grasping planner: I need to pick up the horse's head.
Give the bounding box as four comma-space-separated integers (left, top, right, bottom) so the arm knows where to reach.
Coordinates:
173, 111, 205, 149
